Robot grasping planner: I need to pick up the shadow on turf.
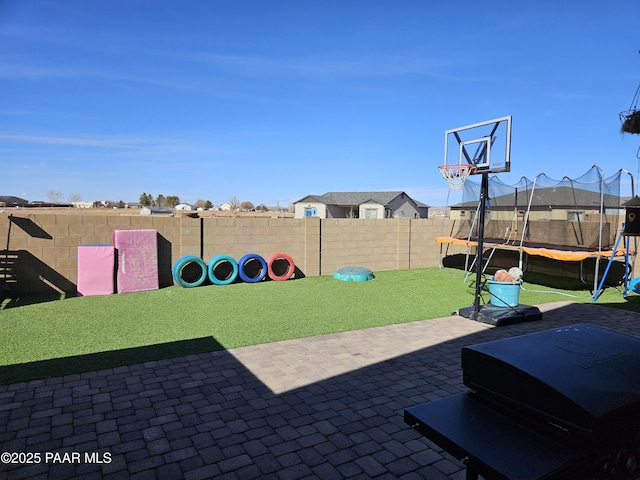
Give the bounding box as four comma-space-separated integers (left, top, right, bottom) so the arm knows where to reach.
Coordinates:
0, 336, 225, 385
0, 250, 77, 309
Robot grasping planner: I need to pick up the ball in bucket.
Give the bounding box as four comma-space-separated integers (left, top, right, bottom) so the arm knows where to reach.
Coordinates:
488, 267, 523, 307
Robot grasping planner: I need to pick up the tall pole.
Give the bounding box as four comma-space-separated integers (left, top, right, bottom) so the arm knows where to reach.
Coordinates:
473, 173, 489, 319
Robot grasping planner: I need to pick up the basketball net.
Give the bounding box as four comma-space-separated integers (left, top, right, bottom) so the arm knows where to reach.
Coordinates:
438, 164, 475, 190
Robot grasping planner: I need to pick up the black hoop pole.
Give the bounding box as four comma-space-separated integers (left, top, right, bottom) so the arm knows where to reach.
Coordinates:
473, 172, 489, 318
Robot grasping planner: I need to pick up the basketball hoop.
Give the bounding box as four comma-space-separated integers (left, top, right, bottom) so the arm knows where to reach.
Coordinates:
438, 164, 475, 190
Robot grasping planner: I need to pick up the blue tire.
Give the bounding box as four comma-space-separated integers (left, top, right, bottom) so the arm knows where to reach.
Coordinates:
173, 256, 207, 288
238, 253, 267, 283
208, 254, 239, 285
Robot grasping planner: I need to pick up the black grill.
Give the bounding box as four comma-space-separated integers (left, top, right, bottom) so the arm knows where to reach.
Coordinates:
405, 324, 640, 479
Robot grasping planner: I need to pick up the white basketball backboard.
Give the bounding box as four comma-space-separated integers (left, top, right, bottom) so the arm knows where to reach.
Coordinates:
443, 116, 512, 174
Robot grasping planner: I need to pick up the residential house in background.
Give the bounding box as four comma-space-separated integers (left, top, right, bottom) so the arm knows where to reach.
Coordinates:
72, 202, 95, 208
174, 203, 193, 211
293, 191, 428, 219
140, 206, 173, 216
0, 196, 29, 207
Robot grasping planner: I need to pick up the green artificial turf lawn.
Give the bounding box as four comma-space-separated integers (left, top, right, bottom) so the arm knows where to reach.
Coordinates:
1, 267, 637, 383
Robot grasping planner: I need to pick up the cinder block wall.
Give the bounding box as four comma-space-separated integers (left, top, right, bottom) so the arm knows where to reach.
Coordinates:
1, 214, 443, 295
0, 212, 618, 296
199, 216, 320, 277
321, 218, 407, 274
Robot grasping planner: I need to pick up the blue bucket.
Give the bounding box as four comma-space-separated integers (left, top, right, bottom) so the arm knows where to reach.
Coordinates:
487, 278, 522, 307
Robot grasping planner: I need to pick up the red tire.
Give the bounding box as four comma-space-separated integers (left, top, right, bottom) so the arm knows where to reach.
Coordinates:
267, 252, 295, 281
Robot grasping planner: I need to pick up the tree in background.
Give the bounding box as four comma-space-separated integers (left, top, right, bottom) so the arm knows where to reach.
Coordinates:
139, 193, 154, 207
46, 190, 63, 203
240, 201, 254, 211
165, 196, 180, 208
68, 193, 82, 203
229, 196, 240, 211
139, 193, 179, 208
205, 200, 213, 210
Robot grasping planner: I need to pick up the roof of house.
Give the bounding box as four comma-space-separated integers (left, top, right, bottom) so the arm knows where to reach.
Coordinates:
296, 191, 428, 208
454, 185, 621, 210
141, 206, 173, 214
0, 196, 29, 205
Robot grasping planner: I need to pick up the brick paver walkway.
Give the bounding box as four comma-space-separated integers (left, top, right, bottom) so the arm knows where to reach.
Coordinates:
2, 301, 640, 479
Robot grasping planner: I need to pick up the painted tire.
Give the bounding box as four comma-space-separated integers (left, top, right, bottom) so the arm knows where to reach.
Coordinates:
267, 252, 295, 281
208, 254, 239, 285
238, 253, 267, 283
173, 256, 207, 288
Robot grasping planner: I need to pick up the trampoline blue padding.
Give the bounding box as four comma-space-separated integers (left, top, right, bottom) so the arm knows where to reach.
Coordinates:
333, 267, 374, 282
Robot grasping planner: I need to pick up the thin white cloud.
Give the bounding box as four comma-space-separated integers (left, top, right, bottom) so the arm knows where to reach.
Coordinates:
0, 63, 82, 79
0, 132, 222, 155
0, 62, 194, 90
2, 22, 460, 81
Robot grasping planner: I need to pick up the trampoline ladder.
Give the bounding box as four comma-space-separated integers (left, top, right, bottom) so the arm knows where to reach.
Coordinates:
463, 226, 514, 281
464, 244, 499, 281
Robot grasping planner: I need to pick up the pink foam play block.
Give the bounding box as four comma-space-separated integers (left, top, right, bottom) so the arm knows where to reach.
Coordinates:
77, 245, 115, 296
113, 229, 159, 293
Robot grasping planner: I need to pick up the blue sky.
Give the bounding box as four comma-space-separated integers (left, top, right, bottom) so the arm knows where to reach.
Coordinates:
2, 1, 639, 207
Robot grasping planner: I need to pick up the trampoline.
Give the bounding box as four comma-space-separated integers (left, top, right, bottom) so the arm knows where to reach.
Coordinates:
439, 165, 635, 292
437, 236, 630, 262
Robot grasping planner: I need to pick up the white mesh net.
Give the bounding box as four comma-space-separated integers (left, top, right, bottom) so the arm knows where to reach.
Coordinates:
438, 164, 474, 190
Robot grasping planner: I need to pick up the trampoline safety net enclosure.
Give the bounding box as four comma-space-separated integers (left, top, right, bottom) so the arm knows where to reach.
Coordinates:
444, 165, 628, 259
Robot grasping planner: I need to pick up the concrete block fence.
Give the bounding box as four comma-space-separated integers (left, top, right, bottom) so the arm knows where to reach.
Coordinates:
0, 213, 454, 295
1, 212, 607, 296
